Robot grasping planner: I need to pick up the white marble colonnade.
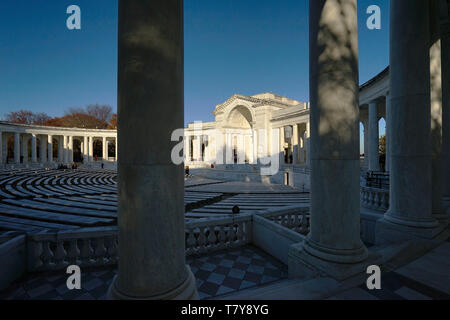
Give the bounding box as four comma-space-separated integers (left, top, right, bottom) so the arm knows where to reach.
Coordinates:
0, 122, 117, 166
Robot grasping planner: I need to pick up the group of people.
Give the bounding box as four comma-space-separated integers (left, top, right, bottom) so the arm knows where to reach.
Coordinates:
57, 163, 78, 170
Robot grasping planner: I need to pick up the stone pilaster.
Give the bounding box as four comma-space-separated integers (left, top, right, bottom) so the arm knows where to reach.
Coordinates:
108, 0, 198, 300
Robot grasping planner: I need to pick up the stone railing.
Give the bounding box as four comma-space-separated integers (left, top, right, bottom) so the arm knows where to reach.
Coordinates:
185, 214, 252, 256
27, 227, 118, 272
257, 205, 310, 236
27, 215, 253, 272
360, 186, 389, 212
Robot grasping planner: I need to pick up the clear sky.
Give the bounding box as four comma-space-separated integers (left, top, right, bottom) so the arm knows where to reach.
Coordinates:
0, 0, 389, 150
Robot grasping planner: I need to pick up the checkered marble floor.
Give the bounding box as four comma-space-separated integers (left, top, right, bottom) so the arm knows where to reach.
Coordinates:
0, 245, 287, 300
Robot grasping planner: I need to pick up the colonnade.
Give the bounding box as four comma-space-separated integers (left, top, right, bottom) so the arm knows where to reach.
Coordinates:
0, 126, 117, 165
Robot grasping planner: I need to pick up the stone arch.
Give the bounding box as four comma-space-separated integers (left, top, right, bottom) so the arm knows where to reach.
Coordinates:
93, 139, 103, 159
226, 105, 254, 129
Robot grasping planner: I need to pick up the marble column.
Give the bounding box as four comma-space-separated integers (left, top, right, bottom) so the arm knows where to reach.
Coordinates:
31, 134, 37, 163
252, 129, 258, 164
63, 136, 68, 164
115, 137, 118, 162
48, 135, 53, 163
293, 124, 299, 165
84, 136, 88, 163
39, 136, 46, 164
441, 8, 450, 213
306, 121, 311, 166
108, 0, 198, 300
103, 137, 107, 161
225, 133, 233, 164
293, 0, 367, 274
88, 137, 93, 162
197, 136, 202, 162
385, 93, 392, 172
362, 118, 369, 169
68, 136, 73, 163
382, 0, 439, 235
14, 133, 20, 164
368, 101, 380, 171
58, 136, 63, 163
237, 134, 245, 164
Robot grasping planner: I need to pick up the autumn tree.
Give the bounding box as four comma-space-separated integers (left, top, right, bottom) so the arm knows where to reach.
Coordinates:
379, 135, 386, 155
5, 110, 51, 125
107, 113, 117, 129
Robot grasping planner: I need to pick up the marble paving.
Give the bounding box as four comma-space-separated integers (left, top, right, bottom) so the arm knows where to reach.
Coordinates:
0, 245, 287, 300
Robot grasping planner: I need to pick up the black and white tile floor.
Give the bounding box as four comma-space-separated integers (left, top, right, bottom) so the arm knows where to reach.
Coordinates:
0, 245, 287, 300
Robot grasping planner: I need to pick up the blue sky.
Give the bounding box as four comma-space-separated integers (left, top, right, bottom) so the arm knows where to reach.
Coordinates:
0, 0, 389, 150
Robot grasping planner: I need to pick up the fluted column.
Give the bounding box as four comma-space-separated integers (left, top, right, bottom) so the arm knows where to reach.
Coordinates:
293, 124, 299, 165
294, 0, 368, 272
382, 0, 439, 235
368, 101, 380, 171
108, 0, 198, 300
31, 134, 37, 163
14, 133, 20, 164
48, 135, 53, 163
440, 2, 450, 214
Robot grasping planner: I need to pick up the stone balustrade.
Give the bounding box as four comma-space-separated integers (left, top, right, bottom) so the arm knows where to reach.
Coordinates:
360, 186, 389, 212
27, 227, 118, 272
257, 205, 310, 235
26, 216, 254, 272
185, 215, 252, 256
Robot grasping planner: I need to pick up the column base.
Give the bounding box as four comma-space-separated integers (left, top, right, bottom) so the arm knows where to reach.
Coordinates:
375, 215, 445, 245
107, 265, 199, 300
303, 238, 368, 264
288, 242, 379, 282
